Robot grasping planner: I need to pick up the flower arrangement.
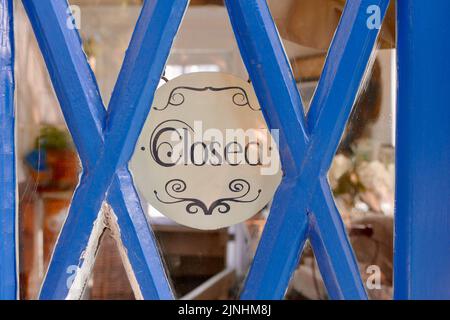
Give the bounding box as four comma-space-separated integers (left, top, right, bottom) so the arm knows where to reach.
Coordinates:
329, 139, 395, 224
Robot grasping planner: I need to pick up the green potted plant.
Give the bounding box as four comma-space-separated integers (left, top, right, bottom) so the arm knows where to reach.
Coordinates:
30, 125, 80, 190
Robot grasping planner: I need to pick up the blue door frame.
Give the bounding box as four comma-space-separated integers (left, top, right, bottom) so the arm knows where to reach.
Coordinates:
0, 0, 16, 301
395, 0, 450, 300
0, 0, 449, 300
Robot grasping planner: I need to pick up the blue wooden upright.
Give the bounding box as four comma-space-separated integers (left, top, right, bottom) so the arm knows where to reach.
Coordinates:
395, 0, 450, 300
0, 0, 16, 300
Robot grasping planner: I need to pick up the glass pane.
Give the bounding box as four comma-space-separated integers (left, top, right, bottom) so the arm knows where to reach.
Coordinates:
270, 0, 397, 300
15, 0, 143, 299
15, 0, 82, 299
71, 0, 143, 300
89, 228, 135, 300
330, 49, 396, 300
15, 0, 396, 300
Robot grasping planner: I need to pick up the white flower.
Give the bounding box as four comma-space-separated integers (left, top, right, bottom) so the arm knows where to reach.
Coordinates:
356, 160, 394, 215
329, 154, 352, 189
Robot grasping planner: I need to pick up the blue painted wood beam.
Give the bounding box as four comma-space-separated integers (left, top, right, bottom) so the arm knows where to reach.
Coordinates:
224, 0, 309, 177
226, 0, 389, 299
21, 0, 187, 299
395, 0, 450, 300
0, 0, 16, 300
307, 0, 389, 299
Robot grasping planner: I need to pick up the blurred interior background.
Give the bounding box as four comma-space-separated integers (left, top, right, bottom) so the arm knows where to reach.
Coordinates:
15, 0, 396, 300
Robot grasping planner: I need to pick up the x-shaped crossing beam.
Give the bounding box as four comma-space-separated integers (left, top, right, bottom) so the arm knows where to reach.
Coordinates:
225, 0, 389, 299
22, 0, 189, 299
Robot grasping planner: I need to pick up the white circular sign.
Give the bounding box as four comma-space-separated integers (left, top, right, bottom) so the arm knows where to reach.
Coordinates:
130, 72, 282, 230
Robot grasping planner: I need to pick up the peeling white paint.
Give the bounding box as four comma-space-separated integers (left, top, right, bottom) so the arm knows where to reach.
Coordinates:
66, 205, 106, 300
105, 205, 144, 300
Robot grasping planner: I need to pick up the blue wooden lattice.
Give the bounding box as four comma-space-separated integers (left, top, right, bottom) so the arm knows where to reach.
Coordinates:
1, 0, 397, 300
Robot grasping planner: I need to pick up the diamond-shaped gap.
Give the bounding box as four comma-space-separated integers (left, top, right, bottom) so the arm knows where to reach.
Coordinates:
274, 0, 397, 300
87, 230, 135, 300
87, 207, 135, 300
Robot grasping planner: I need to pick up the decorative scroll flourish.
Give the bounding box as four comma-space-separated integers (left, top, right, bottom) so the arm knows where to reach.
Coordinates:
154, 179, 262, 215
154, 86, 260, 111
